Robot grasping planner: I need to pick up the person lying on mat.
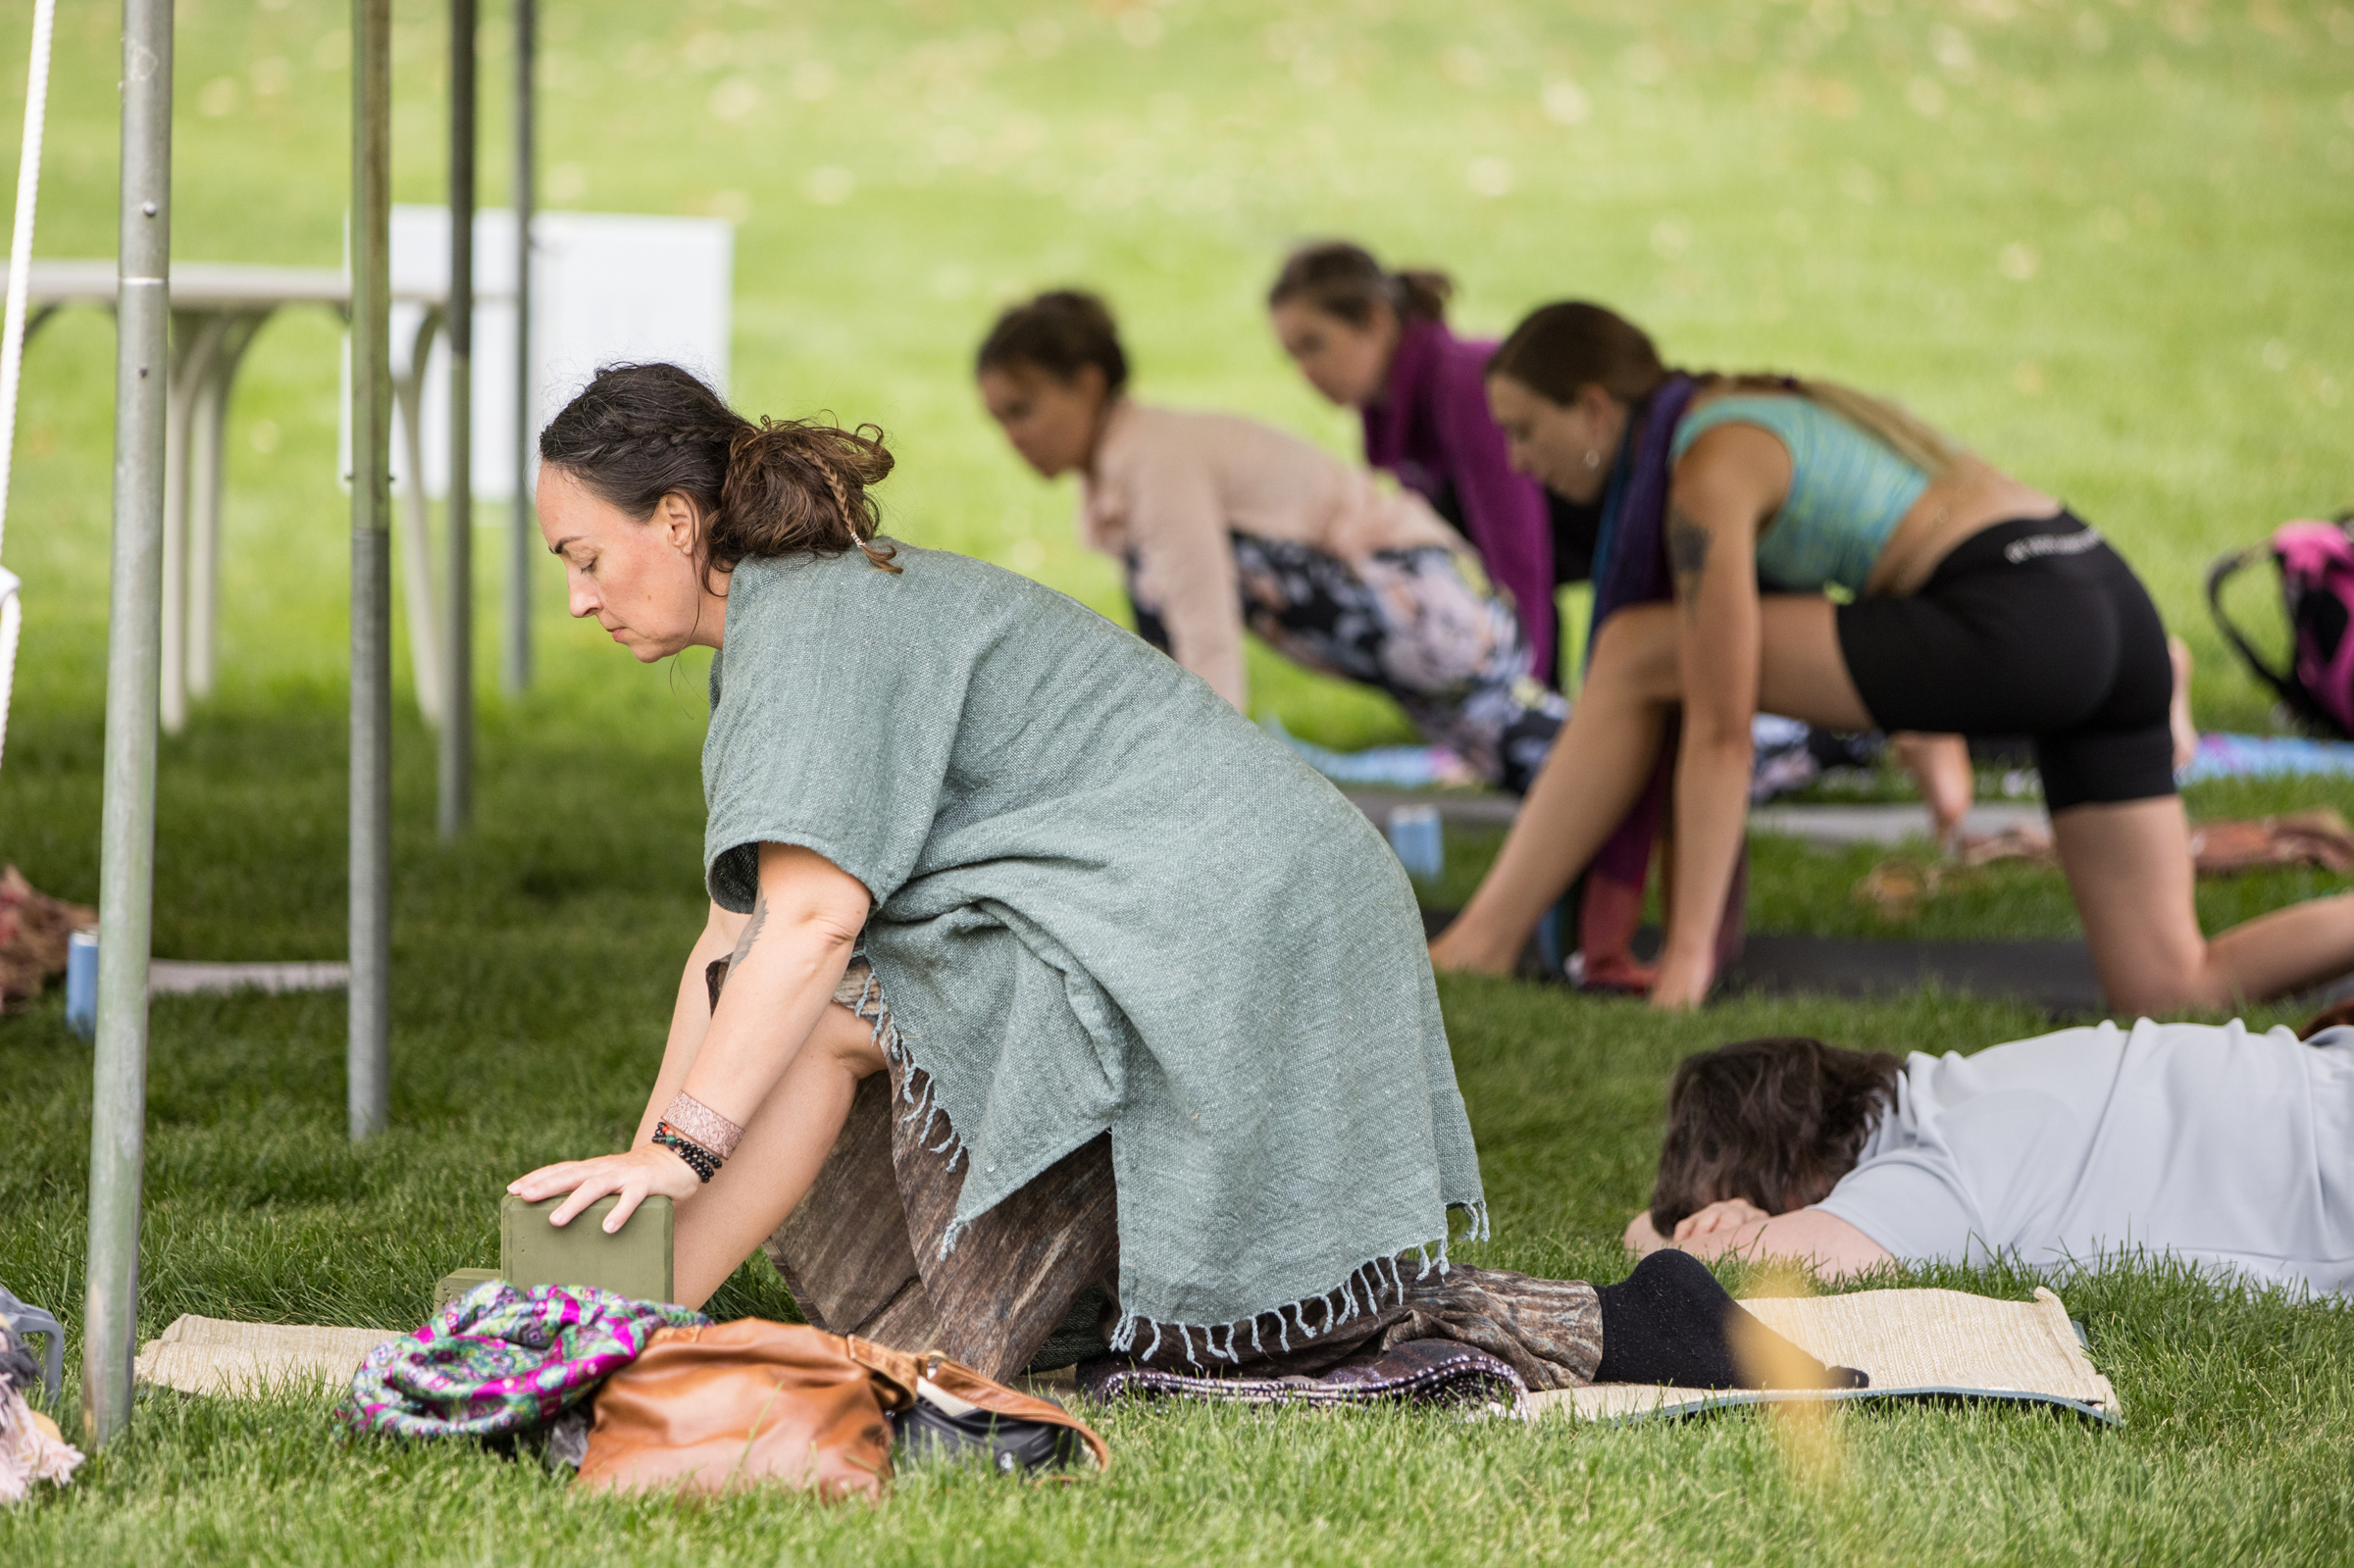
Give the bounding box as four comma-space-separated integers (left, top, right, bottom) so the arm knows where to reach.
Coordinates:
502, 361, 1852, 1395
976, 288, 1566, 794
1428, 300, 2354, 1012
1622, 1023, 2354, 1295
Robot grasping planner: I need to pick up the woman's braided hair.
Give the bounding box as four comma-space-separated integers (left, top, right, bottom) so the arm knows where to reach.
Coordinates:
537, 361, 898, 584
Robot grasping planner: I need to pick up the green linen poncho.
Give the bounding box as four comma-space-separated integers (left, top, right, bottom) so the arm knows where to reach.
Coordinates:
702, 542, 1483, 1342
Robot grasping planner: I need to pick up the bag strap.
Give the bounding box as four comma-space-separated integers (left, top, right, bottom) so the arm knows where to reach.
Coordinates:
2206, 543, 2301, 708
839, 1334, 1110, 1473
916, 1348, 1112, 1474
839, 1334, 923, 1411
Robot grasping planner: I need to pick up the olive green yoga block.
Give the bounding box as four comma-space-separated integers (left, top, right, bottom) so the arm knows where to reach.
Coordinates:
434, 1268, 505, 1312
499, 1194, 675, 1303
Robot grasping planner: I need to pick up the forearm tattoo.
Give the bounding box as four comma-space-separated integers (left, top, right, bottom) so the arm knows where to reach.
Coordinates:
1667, 508, 1712, 618
728, 891, 769, 970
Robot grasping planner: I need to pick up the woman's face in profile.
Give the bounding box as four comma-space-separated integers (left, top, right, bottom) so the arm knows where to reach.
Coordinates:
1269, 299, 1394, 408
978, 364, 1103, 480
1487, 375, 1615, 504
538, 467, 713, 661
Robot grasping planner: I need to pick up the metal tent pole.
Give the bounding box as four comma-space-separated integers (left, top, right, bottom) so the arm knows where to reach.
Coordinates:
438, 0, 474, 837
84, 0, 172, 1445
349, 0, 391, 1139
501, 0, 532, 692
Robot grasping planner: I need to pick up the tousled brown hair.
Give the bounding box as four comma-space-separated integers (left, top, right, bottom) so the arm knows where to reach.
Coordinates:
975, 289, 1128, 393
2299, 1000, 2354, 1037
1267, 241, 1452, 329
1488, 300, 1964, 477
1649, 1036, 1902, 1235
538, 362, 897, 583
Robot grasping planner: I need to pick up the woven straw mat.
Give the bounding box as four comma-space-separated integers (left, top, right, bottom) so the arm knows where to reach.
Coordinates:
133, 1315, 403, 1398
1532, 1287, 2121, 1424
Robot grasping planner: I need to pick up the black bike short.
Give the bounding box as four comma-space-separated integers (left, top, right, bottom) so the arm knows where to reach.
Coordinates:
1833, 512, 2175, 812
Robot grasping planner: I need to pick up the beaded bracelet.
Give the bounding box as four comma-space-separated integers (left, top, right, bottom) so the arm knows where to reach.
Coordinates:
653, 1122, 722, 1184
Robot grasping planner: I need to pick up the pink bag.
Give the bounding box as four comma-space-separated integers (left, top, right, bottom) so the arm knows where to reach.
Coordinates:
2208, 515, 2354, 739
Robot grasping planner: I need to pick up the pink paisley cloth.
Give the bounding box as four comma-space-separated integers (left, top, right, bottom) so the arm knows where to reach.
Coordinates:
337, 1281, 705, 1440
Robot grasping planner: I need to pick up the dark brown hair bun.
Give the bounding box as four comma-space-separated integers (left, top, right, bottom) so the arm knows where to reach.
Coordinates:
1267, 241, 1452, 328
975, 289, 1128, 393
537, 361, 898, 582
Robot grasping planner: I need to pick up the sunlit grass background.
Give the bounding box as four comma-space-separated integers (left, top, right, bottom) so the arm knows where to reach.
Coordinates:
2, 0, 2351, 1561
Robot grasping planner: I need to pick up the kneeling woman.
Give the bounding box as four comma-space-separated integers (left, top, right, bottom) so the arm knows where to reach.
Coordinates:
507, 363, 1847, 1393
977, 290, 1565, 794
1431, 303, 2354, 1013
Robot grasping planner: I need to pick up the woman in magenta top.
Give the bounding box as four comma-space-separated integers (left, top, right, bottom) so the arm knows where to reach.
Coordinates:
1269, 243, 1583, 688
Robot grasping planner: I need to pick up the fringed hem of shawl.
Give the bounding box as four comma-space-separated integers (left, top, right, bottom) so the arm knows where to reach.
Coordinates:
839, 957, 977, 1192
1101, 1201, 1493, 1368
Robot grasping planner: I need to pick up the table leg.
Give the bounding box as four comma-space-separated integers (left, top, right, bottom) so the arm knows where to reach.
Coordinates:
185, 311, 267, 701
160, 311, 227, 735
393, 307, 444, 727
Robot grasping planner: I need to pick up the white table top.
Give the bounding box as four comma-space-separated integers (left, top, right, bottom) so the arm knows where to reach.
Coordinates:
0, 259, 503, 308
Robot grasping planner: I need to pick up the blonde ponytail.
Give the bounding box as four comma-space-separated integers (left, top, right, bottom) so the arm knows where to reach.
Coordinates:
1699, 373, 1964, 477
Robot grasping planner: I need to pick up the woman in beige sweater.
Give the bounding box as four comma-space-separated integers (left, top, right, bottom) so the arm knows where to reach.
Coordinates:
977, 290, 1566, 792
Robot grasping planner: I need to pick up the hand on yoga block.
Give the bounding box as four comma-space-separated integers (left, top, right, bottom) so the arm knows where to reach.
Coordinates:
500, 1194, 676, 1306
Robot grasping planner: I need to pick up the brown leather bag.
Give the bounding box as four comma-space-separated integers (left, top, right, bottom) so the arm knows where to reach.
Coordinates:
575, 1320, 1108, 1501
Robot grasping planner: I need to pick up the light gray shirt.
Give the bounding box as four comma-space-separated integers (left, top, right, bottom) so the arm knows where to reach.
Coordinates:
1816, 1019, 2354, 1295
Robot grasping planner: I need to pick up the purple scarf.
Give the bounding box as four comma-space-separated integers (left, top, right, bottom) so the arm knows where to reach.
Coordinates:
1577, 376, 1746, 985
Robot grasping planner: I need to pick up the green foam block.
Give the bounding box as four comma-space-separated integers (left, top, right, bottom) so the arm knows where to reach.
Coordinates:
499, 1193, 675, 1304
434, 1267, 504, 1312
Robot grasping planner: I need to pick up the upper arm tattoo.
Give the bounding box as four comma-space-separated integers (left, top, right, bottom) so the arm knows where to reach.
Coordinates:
727, 891, 769, 970
1667, 507, 1712, 619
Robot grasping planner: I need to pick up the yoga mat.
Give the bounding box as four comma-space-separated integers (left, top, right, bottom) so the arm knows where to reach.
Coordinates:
1719, 935, 2103, 1014
2178, 733, 2354, 784
133, 1315, 402, 1398
1419, 906, 2106, 1014
1535, 1287, 2120, 1425
1348, 791, 2056, 846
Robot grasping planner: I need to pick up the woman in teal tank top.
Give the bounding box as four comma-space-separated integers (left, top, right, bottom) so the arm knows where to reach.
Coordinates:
1664, 395, 1929, 597
1429, 301, 2354, 1017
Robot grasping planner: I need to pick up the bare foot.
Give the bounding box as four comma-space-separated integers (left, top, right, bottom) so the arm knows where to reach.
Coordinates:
2169, 635, 2199, 772
1891, 732, 1975, 849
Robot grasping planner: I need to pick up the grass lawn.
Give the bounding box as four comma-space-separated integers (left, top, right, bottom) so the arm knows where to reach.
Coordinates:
4, 0, 2353, 1560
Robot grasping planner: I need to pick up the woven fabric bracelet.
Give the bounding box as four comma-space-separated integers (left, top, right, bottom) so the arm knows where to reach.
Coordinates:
661, 1091, 745, 1161
653, 1123, 721, 1183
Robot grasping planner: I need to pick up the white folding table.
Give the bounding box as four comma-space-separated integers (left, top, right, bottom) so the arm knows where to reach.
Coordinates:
2, 259, 477, 732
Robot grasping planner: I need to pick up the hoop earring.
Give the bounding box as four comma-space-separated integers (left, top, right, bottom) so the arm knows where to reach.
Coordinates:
1582, 448, 1603, 470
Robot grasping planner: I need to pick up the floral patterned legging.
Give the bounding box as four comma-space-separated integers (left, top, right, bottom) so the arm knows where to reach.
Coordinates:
1128, 534, 1568, 794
